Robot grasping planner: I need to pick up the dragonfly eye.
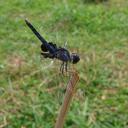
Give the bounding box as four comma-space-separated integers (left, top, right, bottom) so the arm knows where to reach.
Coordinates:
71, 53, 80, 64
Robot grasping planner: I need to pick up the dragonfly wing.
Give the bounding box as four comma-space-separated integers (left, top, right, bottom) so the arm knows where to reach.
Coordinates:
41, 52, 54, 59
25, 20, 56, 54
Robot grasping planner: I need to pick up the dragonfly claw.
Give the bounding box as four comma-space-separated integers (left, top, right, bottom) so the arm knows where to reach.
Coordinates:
60, 62, 68, 74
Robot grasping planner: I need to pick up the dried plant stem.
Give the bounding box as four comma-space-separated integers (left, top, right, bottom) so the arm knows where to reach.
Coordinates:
55, 71, 79, 128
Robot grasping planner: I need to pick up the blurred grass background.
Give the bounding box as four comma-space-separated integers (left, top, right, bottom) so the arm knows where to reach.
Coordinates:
0, 0, 128, 127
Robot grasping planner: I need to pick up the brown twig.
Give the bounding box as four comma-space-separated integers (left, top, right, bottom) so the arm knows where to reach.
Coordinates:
55, 71, 79, 128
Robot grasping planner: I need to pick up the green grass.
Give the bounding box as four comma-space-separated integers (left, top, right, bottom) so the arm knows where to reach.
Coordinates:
0, 0, 128, 127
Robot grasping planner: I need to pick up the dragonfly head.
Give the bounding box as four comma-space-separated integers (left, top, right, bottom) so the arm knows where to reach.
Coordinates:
71, 53, 80, 64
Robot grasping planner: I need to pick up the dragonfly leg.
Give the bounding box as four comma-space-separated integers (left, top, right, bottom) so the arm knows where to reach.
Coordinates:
60, 61, 64, 74
60, 62, 62, 72
65, 62, 68, 72
62, 62, 65, 74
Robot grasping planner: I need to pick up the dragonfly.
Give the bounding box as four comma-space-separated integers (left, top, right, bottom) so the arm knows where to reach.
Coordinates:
25, 20, 80, 73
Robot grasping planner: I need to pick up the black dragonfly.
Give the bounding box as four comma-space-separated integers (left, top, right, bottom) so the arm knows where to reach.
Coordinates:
25, 20, 80, 73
